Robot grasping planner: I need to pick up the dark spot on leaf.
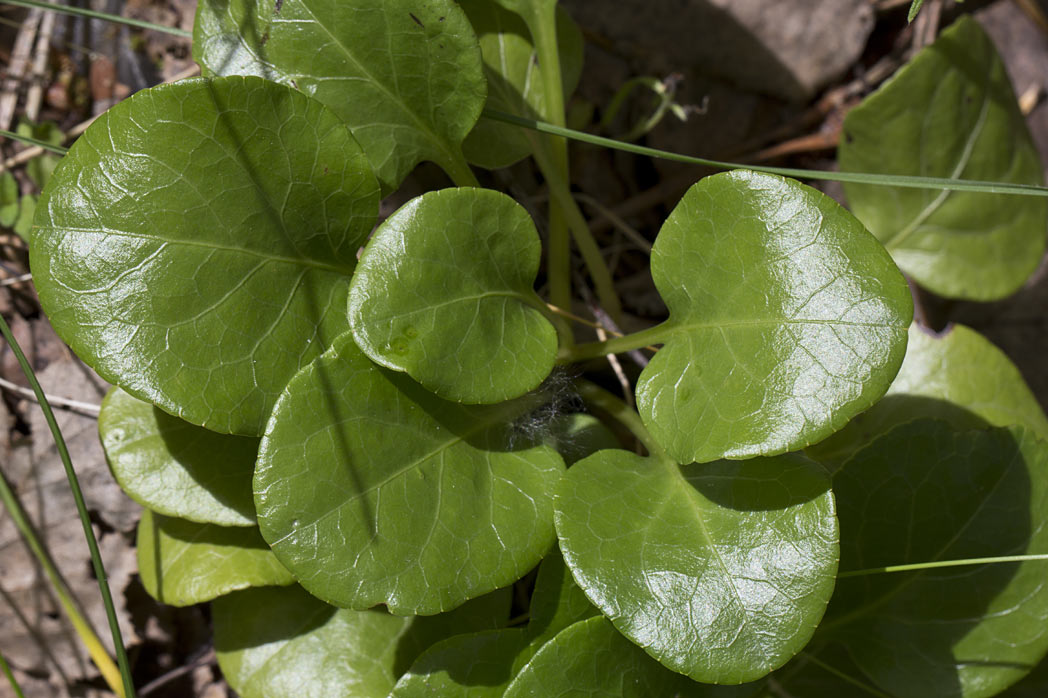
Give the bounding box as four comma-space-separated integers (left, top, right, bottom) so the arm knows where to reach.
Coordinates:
291, 79, 300, 90
260, 30, 270, 46
965, 94, 973, 105
844, 132, 854, 145
439, 43, 444, 49
439, 15, 445, 21
274, 0, 284, 13
409, 12, 424, 28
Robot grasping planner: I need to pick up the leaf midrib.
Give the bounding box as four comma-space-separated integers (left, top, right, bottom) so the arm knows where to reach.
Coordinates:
288, 0, 465, 173
36, 225, 355, 276
883, 59, 994, 249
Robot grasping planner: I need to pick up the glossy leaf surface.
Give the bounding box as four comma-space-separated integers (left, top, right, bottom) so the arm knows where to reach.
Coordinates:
637, 170, 911, 463
214, 585, 510, 698
136, 510, 293, 606
556, 449, 838, 684
193, 0, 485, 191
349, 188, 557, 403
504, 616, 758, 697
458, 0, 583, 169
825, 422, 1048, 698
809, 323, 1048, 467
31, 76, 378, 435
839, 16, 1047, 300
100, 388, 257, 526
255, 335, 564, 614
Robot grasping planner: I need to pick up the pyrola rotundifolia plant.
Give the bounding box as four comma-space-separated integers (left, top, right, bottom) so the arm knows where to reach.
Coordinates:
25, 1, 1048, 695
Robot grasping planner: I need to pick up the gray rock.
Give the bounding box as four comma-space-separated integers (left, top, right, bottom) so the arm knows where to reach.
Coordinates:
562, 0, 874, 101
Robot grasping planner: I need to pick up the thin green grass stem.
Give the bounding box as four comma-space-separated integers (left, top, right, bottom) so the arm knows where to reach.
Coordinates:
483, 109, 1048, 198
0, 313, 136, 698
838, 553, 1048, 579
0, 0, 191, 37
0, 128, 68, 155
800, 653, 893, 698
0, 652, 26, 698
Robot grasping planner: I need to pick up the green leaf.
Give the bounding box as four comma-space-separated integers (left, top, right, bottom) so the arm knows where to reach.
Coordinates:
193, 0, 486, 191
809, 323, 1048, 468
839, 16, 1047, 300
254, 334, 565, 614
12, 193, 34, 241
391, 628, 530, 698
908, 0, 924, 22
458, 0, 583, 169
543, 413, 622, 466
349, 188, 556, 404
0, 172, 19, 227
100, 387, 258, 526
636, 170, 912, 464
214, 585, 410, 698
824, 421, 1048, 698
504, 616, 760, 697
555, 449, 839, 684
16, 120, 63, 188
136, 510, 294, 606
525, 546, 599, 648
30, 76, 379, 435
214, 584, 511, 698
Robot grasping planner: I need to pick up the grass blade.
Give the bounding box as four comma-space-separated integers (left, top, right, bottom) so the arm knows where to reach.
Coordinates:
0, 652, 27, 698
0, 313, 136, 697
0, 127, 69, 155
0, 0, 190, 38
483, 108, 1048, 198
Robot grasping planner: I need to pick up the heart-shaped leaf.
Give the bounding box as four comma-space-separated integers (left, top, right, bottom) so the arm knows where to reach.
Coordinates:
254, 335, 564, 614
193, 0, 485, 191
839, 16, 1047, 301
214, 584, 511, 698
824, 421, 1048, 698
458, 0, 583, 169
100, 388, 257, 526
136, 510, 294, 606
555, 449, 838, 684
504, 616, 760, 697
635, 170, 912, 464
31, 76, 379, 436
349, 188, 557, 404
809, 323, 1048, 468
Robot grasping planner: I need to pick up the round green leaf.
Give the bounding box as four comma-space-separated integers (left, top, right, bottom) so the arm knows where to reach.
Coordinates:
31, 76, 379, 436
555, 449, 839, 684
214, 584, 512, 698
349, 188, 556, 404
100, 387, 257, 526
525, 547, 599, 648
136, 510, 294, 606
214, 585, 411, 698
809, 323, 1048, 468
193, 0, 486, 191
504, 616, 759, 697
825, 421, 1048, 698
636, 170, 912, 464
839, 16, 1047, 301
254, 335, 565, 614
459, 0, 584, 169
391, 628, 529, 698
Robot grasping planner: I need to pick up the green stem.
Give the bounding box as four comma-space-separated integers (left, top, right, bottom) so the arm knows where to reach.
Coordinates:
440, 151, 481, 188
576, 379, 664, 457
482, 109, 1048, 198
0, 0, 191, 37
0, 314, 135, 698
0, 128, 68, 155
838, 553, 1048, 579
0, 652, 26, 698
559, 323, 667, 363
